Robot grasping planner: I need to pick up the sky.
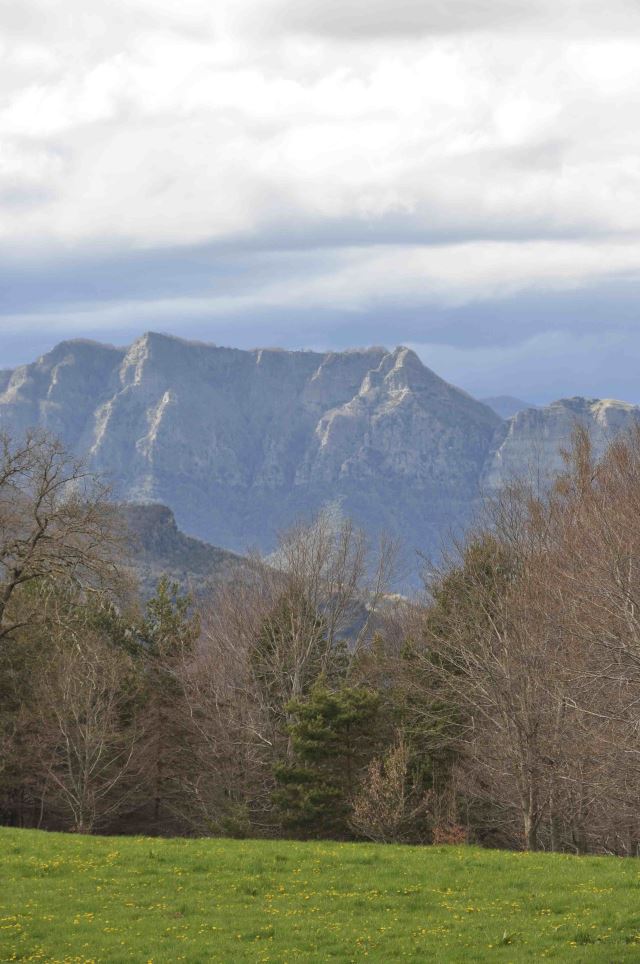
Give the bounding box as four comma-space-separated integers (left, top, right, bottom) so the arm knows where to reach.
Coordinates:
2, 0, 640, 403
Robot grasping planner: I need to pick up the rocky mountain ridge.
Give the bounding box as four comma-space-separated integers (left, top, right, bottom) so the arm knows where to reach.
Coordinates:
0, 333, 638, 581
122, 502, 247, 597
483, 396, 640, 491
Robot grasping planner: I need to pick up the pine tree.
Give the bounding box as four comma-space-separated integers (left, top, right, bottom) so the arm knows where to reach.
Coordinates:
274, 682, 380, 838
138, 577, 200, 832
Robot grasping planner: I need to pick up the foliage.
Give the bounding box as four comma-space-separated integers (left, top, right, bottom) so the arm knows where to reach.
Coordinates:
350, 733, 434, 843
250, 593, 329, 727
140, 576, 200, 660
0, 430, 125, 642
30, 632, 142, 833
8, 423, 640, 854
274, 682, 380, 837
136, 577, 200, 832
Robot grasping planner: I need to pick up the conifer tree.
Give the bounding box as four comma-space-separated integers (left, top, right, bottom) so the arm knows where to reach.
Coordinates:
138, 577, 200, 831
274, 682, 380, 838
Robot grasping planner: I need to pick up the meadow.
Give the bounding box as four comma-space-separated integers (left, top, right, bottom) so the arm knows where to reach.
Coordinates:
1, 828, 640, 962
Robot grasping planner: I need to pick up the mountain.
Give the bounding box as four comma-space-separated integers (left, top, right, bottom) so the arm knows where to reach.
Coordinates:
122, 503, 247, 597
484, 397, 640, 490
481, 395, 536, 419
0, 333, 500, 575
1, 333, 638, 584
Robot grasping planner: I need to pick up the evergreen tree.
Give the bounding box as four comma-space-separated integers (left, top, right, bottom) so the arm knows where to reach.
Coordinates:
138, 577, 200, 831
274, 682, 380, 838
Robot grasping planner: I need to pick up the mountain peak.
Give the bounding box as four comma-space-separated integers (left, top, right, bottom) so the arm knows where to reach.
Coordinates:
0, 336, 501, 575
38, 338, 123, 366
389, 345, 424, 371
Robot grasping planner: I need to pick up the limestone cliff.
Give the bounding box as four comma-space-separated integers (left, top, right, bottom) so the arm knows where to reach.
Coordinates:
2, 333, 637, 581
484, 397, 640, 490
0, 334, 499, 571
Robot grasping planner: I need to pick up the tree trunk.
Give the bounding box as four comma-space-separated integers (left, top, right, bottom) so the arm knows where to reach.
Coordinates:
549, 786, 561, 852
523, 810, 538, 851
522, 782, 539, 851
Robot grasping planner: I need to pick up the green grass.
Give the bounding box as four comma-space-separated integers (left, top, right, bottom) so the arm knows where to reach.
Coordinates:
1, 829, 640, 962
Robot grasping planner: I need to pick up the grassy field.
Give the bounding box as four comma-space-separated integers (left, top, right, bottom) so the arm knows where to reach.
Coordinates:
1, 829, 640, 962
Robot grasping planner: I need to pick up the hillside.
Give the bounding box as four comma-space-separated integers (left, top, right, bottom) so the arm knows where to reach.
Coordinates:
1, 827, 638, 962
122, 502, 247, 596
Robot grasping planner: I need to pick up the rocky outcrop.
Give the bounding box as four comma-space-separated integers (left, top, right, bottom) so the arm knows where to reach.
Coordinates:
484, 397, 640, 490
121, 502, 247, 597
0, 339, 124, 449
297, 347, 497, 488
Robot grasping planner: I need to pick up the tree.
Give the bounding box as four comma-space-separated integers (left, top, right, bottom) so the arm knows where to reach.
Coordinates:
531, 426, 640, 853
274, 682, 380, 838
412, 427, 640, 854
33, 630, 141, 833
351, 733, 434, 843
0, 430, 123, 642
138, 577, 200, 832
251, 595, 330, 734
186, 511, 396, 834
419, 526, 573, 851
0, 627, 42, 827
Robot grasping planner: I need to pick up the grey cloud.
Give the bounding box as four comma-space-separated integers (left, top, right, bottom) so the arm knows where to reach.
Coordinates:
0, 198, 624, 322
2, 241, 640, 365
258, 0, 640, 39
0, 185, 55, 208
3, 0, 640, 408
262, 0, 540, 38
0, 0, 48, 37
0, 0, 213, 48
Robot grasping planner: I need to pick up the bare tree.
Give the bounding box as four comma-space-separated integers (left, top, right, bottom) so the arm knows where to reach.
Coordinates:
33, 631, 141, 833
179, 511, 397, 831
414, 426, 640, 854
351, 732, 433, 843
0, 431, 124, 641
416, 494, 582, 850
534, 426, 640, 852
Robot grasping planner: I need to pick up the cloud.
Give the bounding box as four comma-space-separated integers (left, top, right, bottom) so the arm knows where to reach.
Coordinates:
250, 0, 542, 39
409, 328, 640, 405
2, 0, 640, 401
3, 15, 640, 254
242, 0, 640, 40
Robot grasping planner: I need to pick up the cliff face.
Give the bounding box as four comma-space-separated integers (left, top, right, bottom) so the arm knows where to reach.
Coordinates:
2, 333, 637, 580
0, 334, 499, 567
483, 397, 640, 490
0, 339, 125, 449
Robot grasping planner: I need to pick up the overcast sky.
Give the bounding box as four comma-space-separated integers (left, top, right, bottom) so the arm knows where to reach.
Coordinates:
2, 0, 640, 402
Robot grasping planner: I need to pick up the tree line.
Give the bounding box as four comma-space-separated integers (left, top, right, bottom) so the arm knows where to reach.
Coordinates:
2, 426, 640, 854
